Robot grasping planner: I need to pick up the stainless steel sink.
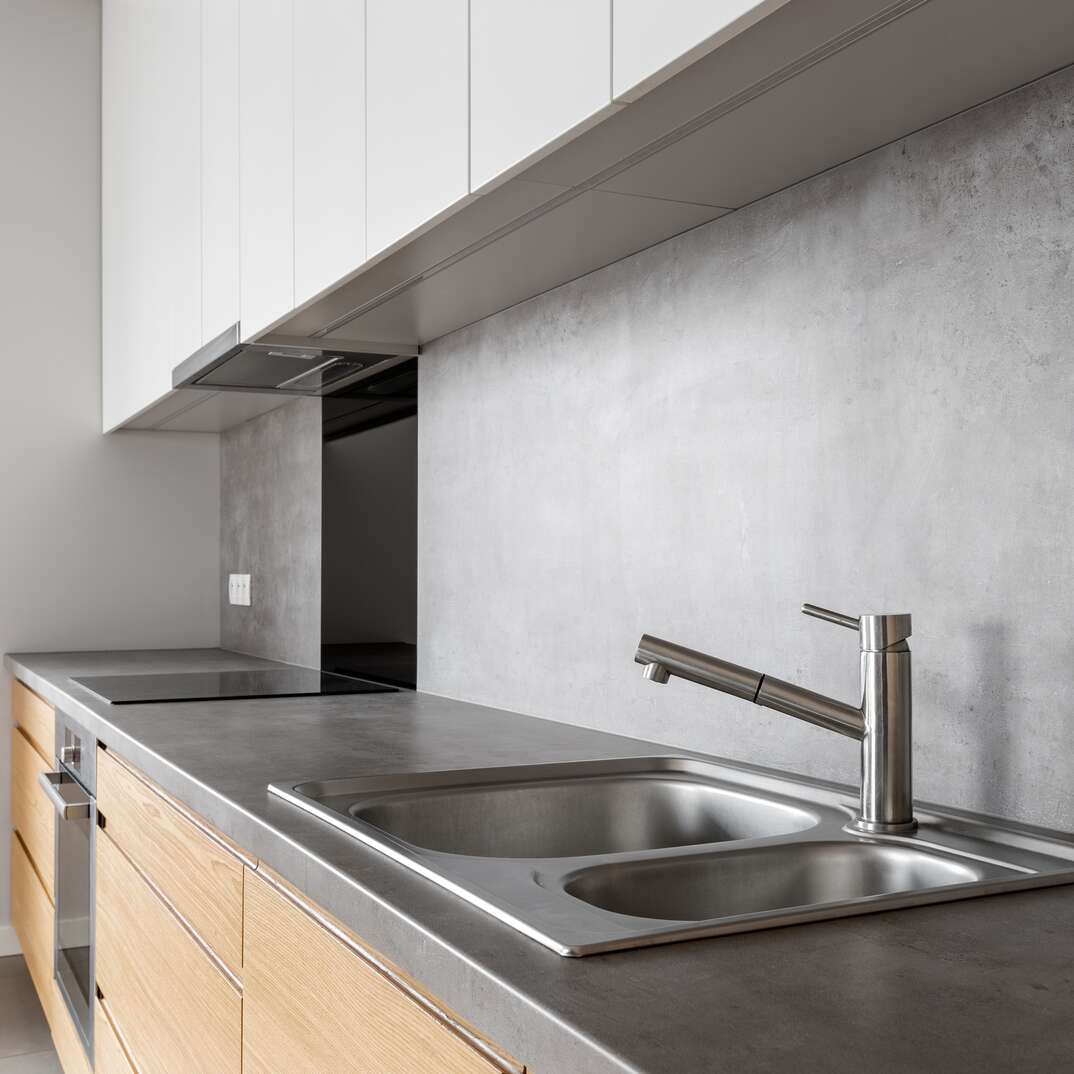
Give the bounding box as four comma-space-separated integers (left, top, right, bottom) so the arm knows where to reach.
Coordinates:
563, 841, 997, 921
269, 755, 1074, 956
341, 768, 816, 857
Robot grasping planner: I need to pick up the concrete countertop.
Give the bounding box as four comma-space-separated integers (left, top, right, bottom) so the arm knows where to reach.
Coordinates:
7, 648, 1074, 1074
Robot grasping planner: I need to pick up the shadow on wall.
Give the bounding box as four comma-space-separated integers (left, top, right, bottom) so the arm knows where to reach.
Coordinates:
952, 620, 1073, 826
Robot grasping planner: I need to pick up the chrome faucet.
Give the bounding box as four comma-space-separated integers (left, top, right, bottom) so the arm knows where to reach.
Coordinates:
636, 604, 917, 835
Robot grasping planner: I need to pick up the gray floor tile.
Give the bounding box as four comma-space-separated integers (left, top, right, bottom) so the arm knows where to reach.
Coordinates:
0, 1051, 63, 1073
0, 956, 29, 981
0, 966, 53, 1060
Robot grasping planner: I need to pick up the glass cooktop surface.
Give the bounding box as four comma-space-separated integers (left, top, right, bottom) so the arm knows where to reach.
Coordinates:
71, 667, 397, 704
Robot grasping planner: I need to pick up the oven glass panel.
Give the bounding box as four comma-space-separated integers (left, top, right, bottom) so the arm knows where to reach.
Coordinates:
54, 771, 93, 1043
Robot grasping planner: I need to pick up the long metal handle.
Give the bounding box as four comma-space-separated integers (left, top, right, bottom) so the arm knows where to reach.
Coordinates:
38, 771, 91, 820
801, 603, 860, 631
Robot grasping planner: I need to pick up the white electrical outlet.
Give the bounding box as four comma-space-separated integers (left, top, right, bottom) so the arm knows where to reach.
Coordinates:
228, 573, 252, 607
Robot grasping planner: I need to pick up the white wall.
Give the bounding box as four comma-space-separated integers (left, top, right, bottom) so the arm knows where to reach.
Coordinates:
0, 0, 221, 953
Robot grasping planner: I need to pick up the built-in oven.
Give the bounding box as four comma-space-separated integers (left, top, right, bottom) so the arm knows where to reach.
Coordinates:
37, 710, 96, 1059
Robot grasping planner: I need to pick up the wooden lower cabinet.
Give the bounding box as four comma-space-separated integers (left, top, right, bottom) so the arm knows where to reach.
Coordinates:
2, 716, 526, 1074
9, 680, 89, 1074
242, 867, 514, 1074
96, 746, 245, 975
12, 679, 55, 763
12, 725, 55, 900
96, 830, 242, 1073
12, 831, 92, 1074
10, 831, 53, 1013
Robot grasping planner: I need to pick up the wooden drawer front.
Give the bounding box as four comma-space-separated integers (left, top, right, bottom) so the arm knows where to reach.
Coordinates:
49, 978, 93, 1074
95, 998, 137, 1074
11, 832, 54, 1016
12, 679, 54, 762
12, 726, 55, 899
96, 831, 241, 1074
96, 747, 244, 973
243, 868, 503, 1074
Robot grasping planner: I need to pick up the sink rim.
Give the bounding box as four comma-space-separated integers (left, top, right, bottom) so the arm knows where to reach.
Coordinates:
268, 752, 1074, 957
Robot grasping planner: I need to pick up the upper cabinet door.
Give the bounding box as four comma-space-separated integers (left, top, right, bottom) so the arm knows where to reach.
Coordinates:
612, 0, 791, 101
159, 0, 202, 366
469, 0, 613, 191
102, 0, 143, 431
202, 0, 240, 345
367, 0, 468, 258
239, 0, 294, 340
294, 0, 366, 307
102, 0, 200, 432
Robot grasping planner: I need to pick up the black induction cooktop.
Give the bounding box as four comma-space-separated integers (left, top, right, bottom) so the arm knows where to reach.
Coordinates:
71, 667, 397, 705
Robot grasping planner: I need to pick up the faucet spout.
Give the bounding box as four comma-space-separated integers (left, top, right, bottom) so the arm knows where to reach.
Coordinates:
635, 635, 863, 738
635, 635, 762, 701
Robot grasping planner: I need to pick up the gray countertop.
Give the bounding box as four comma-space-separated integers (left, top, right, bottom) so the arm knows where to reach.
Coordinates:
7, 648, 1074, 1074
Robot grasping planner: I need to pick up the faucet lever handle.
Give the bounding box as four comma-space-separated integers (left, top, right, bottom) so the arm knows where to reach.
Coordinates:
801, 604, 860, 631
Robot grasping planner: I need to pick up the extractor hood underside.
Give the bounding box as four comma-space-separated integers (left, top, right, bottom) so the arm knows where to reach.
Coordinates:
171, 323, 418, 397
129, 0, 1074, 432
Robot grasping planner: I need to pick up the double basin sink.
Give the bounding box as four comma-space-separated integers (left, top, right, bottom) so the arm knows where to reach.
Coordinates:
269, 756, 1074, 956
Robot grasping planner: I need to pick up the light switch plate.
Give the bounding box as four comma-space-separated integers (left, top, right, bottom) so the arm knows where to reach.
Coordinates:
228, 573, 252, 607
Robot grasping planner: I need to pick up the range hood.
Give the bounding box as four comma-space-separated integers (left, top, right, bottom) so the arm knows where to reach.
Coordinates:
172, 322, 419, 397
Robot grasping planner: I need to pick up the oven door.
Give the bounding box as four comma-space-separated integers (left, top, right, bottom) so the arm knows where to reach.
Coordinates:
39, 767, 95, 1057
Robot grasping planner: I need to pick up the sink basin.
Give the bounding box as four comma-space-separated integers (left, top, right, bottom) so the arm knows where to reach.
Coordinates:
345, 773, 815, 858
270, 755, 1074, 956
564, 841, 991, 921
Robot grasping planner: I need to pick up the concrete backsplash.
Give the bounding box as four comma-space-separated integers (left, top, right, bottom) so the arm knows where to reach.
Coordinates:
220, 398, 322, 667
418, 66, 1074, 829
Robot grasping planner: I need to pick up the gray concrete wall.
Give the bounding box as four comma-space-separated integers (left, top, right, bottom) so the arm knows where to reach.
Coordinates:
418, 66, 1074, 830
220, 399, 321, 666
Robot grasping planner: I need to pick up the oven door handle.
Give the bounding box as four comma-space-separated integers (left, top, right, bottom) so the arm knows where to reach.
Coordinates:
38, 771, 91, 820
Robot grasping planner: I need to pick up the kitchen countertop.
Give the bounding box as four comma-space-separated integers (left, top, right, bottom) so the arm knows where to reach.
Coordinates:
7, 648, 1074, 1074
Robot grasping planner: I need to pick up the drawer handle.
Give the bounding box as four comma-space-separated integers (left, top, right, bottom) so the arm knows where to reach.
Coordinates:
38, 771, 91, 820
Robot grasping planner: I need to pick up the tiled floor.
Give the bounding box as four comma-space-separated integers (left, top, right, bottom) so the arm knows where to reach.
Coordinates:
0, 956, 61, 1073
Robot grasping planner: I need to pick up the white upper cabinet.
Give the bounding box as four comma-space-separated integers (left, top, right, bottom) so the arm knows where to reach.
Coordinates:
367, 0, 469, 258
102, 0, 200, 432
239, 0, 366, 331
202, 0, 240, 344
239, 0, 294, 340
160, 1, 203, 366
469, 1, 613, 191
102, 0, 142, 432
612, 0, 792, 101
294, 0, 366, 307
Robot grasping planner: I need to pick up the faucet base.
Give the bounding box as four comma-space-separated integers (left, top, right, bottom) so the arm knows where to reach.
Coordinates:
846, 817, 919, 836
